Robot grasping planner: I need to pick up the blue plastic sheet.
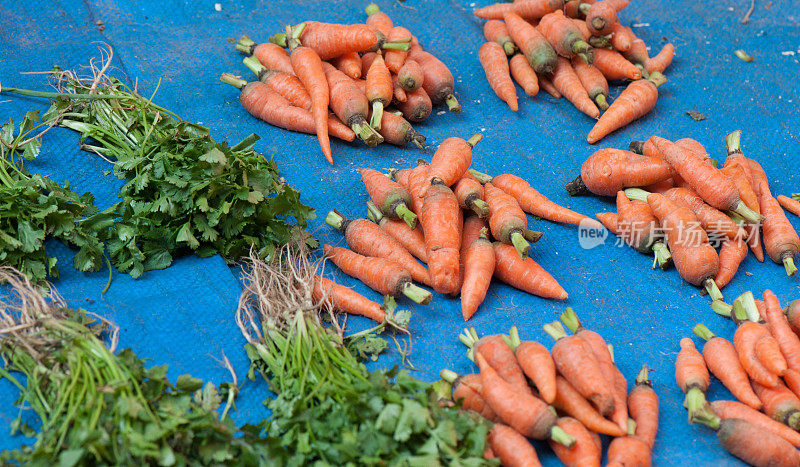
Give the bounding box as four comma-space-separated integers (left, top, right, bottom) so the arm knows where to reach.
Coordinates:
1, 0, 799, 464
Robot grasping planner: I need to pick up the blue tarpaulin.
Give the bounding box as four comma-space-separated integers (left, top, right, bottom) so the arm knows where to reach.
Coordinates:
1, 0, 799, 464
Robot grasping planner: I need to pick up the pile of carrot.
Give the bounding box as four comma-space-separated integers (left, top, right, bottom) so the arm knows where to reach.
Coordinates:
322, 134, 607, 321
570, 130, 799, 298
439, 308, 659, 465
474, 0, 675, 143
221, 4, 461, 165
675, 290, 800, 466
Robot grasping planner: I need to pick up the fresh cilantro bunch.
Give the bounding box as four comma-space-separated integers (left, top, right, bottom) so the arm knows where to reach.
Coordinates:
0, 112, 109, 283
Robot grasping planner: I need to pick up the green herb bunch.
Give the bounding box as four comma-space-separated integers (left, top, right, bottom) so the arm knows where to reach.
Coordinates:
0, 268, 278, 466
236, 248, 492, 466
0, 112, 110, 283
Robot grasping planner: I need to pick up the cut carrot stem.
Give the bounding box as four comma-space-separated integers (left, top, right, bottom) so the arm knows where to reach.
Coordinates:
524, 229, 543, 243
692, 406, 722, 429
370, 101, 384, 129
394, 203, 418, 229
652, 241, 672, 270
510, 231, 531, 259
235, 35, 256, 54
471, 198, 490, 217
733, 291, 761, 322
785, 257, 798, 276
220, 73, 247, 89
467, 134, 484, 147
446, 95, 461, 112
711, 300, 732, 317
269, 32, 287, 47
704, 279, 724, 302
382, 41, 412, 51
468, 168, 493, 185
624, 187, 651, 202
402, 282, 432, 304
559, 307, 580, 333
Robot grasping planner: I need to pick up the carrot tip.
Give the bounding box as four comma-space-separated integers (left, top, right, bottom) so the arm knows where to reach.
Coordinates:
651, 241, 672, 270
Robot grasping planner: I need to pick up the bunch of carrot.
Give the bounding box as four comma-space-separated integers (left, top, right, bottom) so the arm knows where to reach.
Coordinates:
323, 134, 604, 321
439, 308, 659, 466
221, 4, 461, 164
474, 0, 675, 143
570, 130, 799, 298
675, 290, 800, 466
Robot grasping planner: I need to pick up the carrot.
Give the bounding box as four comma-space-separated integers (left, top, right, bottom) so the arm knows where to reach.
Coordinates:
752, 380, 800, 430
592, 48, 642, 81
479, 42, 519, 111
721, 165, 761, 219
748, 159, 772, 199
628, 365, 659, 449
583, 0, 620, 36
396, 87, 433, 122
365, 53, 393, 130
614, 190, 668, 259
421, 179, 461, 294
675, 337, 710, 419
715, 238, 749, 289
407, 46, 460, 111
606, 436, 652, 467
494, 243, 568, 299
440, 370, 500, 421
785, 299, 800, 335
571, 18, 612, 49
475, 0, 565, 21
760, 193, 800, 276
723, 130, 756, 182
596, 212, 619, 233
784, 369, 800, 399
548, 417, 601, 467
710, 400, 800, 448
646, 193, 722, 297
220, 75, 355, 143
692, 323, 762, 410
485, 182, 539, 258
551, 376, 627, 436
236, 36, 295, 75
366, 200, 427, 263
763, 290, 800, 372
365, 3, 393, 37
475, 353, 576, 446
538, 74, 563, 98
586, 73, 666, 144
506, 327, 557, 403
650, 136, 763, 223
455, 173, 490, 218
322, 62, 383, 146
427, 134, 483, 188
509, 54, 540, 97
374, 111, 425, 148
609, 24, 634, 52
539, 10, 594, 63
778, 195, 800, 218
332, 52, 362, 79
395, 162, 430, 215
544, 321, 615, 416
698, 416, 800, 467
551, 57, 599, 118
504, 11, 559, 74
566, 148, 674, 196
460, 229, 496, 320
288, 21, 408, 60
731, 295, 781, 387
359, 168, 417, 228
622, 34, 650, 68
646, 43, 676, 74
361, 52, 377, 77
313, 275, 385, 323
391, 73, 408, 103
461, 330, 532, 394
397, 59, 424, 92
325, 210, 430, 285
571, 56, 609, 110
385, 26, 413, 73
242, 56, 311, 109
488, 424, 542, 467
484, 19, 519, 55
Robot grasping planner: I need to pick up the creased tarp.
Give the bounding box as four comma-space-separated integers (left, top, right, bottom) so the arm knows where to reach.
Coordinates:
1, 0, 799, 464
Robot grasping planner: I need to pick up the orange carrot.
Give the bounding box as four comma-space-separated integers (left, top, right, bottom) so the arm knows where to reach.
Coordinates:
484, 19, 519, 55
365, 3, 393, 37
242, 56, 311, 109
485, 183, 535, 258
586, 73, 666, 144
551, 375, 626, 436
455, 173, 490, 217
407, 46, 460, 111
614, 191, 661, 254
566, 148, 674, 196
460, 229, 496, 320
646, 43, 676, 74
596, 212, 619, 233
288, 21, 400, 60
476, 353, 575, 446
397, 87, 433, 122
607, 436, 652, 467
571, 18, 611, 49
397, 162, 430, 215
760, 193, 800, 276
551, 57, 599, 118
647, 193, 721, 295
763, 291, 800, 374
458, 214, 488, 292
313, 275, 385, 322
784, 369, 800, 399
322, 62, 383, 147
571, 56, 609, 110
628, 366, 659, 449
428, 134, 483, 187
539, 10, 594, 62
397, 59, 424, 92
479, 42, 519, 111
220, 75, 355, 143
361, 52, 377, 77
359, 168, 417, 228
786, 299, 800, 335
692, 323, 762, 410
538, 74, 563, 98
584, 0, 619, 35
494, 243, 568, 299
544, 321, 615, 416
592, 48, 642, 81
703, 417, 800, 467
366, 200, 427, 262
440, 371, 500, 421
675, 337, 710, 419
375, 111, 425, 148
325, 210, 430, 285
609, 24, 634, 52
752, 379, 800, 429
332, 52, 362, 79
622, 33, 650, 68
715, 238, 749, 289
420, 180, 462, 294
734, 318, 781, 387
475, 0, 565, 21
489, 424, 542, 467
721, 164, 761, 220
509, 54, 540, 96
548, 417, 601, 467
504, 11, 559, 74
645, 187, 745, 241
710, 400, 800, 448
507, 328, 557, 403
365, 53, 393, 130
462, 331, 532, 394
391, 73, 408, 103
236, 37, 294, 75
778, 195, 800, 218
385, 26, 413, 72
